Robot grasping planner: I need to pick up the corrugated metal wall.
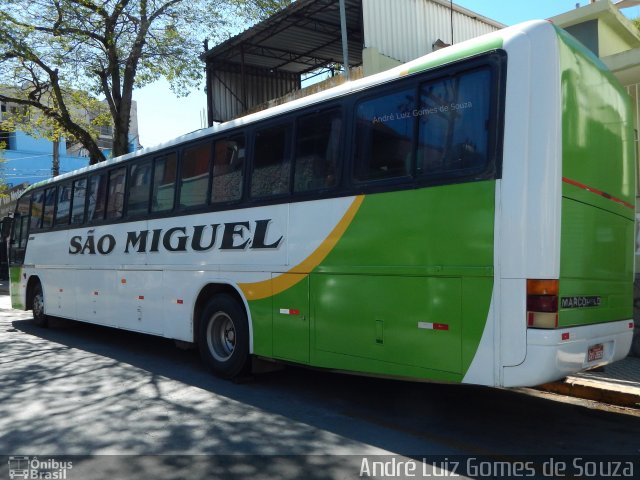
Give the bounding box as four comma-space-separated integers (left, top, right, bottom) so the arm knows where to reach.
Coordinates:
209, 63, 300, 123
363, 0, 501, 63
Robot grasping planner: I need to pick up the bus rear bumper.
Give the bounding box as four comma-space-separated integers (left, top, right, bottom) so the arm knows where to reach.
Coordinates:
502, 319, 633, 387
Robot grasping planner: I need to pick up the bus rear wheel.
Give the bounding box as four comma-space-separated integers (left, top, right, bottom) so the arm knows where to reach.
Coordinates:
198, 294, 249, 379
31, 282, 48, 327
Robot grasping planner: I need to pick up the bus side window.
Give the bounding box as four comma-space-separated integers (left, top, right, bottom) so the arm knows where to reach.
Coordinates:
87, 174, 107, 222
127, 160, 152, 217
294, 109, 341, 192
353, 88, 415, 182
42, 187, 57, 229
212, 136, 244, 203
417, 68, 491, 177
106, 167, 126, 219
178, 143, 211, 209
55, 183, 72, 226
71, 178, 87, 225
251, 124, 291, 198
152, 153, 177, 212
30, 190, 44, 231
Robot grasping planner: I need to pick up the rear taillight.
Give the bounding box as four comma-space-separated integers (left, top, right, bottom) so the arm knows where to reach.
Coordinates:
527, 279, 558, 328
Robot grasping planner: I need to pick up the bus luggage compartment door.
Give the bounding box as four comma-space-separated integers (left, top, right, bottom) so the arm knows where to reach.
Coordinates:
313, 275, 463, 374
272, 273, 309, 364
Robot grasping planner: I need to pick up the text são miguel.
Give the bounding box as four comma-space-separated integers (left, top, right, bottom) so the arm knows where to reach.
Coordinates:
68, 220, 283, 255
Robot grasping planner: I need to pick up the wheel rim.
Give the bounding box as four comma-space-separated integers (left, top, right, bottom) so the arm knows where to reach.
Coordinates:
206, 312, 236, 362
33, 291, 44, 319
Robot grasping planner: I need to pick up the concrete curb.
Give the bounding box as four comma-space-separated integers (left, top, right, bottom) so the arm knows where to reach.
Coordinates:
538, 377, 640, 409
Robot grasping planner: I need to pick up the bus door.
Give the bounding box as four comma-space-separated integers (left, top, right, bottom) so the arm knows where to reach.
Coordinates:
272, 273, 309, 364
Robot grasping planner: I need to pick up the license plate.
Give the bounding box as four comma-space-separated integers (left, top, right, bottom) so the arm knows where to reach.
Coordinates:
587, 343, 604, 362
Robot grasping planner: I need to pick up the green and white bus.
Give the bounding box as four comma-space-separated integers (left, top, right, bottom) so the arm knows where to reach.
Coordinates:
7, 20, 636, 387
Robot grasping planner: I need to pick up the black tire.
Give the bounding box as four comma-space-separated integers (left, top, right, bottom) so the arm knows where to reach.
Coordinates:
198, 294, 250, 379
31, 282, 48, 327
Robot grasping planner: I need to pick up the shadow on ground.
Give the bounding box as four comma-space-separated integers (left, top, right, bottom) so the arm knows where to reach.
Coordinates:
2, 315, 639, 463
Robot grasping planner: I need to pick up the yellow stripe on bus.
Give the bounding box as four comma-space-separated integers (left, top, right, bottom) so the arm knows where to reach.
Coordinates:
239, 195, 365, 301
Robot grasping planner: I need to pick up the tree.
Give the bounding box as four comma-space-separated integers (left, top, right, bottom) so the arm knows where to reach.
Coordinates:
0, 0, 291, 164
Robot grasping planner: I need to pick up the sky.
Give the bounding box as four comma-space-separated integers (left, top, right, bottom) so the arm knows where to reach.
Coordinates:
133, 1, 640, 149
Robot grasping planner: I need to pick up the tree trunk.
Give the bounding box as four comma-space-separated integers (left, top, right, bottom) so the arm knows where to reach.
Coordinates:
112, 98, 131, 158
112, 126, 130, 158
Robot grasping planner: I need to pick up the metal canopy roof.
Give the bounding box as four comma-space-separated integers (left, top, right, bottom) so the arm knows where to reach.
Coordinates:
203, 0, 363, 75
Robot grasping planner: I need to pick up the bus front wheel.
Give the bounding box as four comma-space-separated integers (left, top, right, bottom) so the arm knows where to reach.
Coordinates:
198, 294, 249, 379
31, 282, 48, 327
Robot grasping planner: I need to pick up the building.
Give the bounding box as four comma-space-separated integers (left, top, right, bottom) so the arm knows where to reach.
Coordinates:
202, 0, 503, 123
0, 99, 140, 187
0, 129, 88, 188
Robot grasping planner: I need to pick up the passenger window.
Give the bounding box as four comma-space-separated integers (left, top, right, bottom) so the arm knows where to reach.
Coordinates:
42, 187, 57, 229
179, 143, 211, 208
106, 167, 126, 219
294, 109, 341, 192
87, 174, 107, 222
417, 68, 491, 176
71, 178, 87, 225
127, 161, 152, 216
212, 136, 244, 203
30, 191, 44, 231
152, 153, 177, 212
354, 88, 415, 182
251, 124, 291, 197
55, 183, 72, 226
